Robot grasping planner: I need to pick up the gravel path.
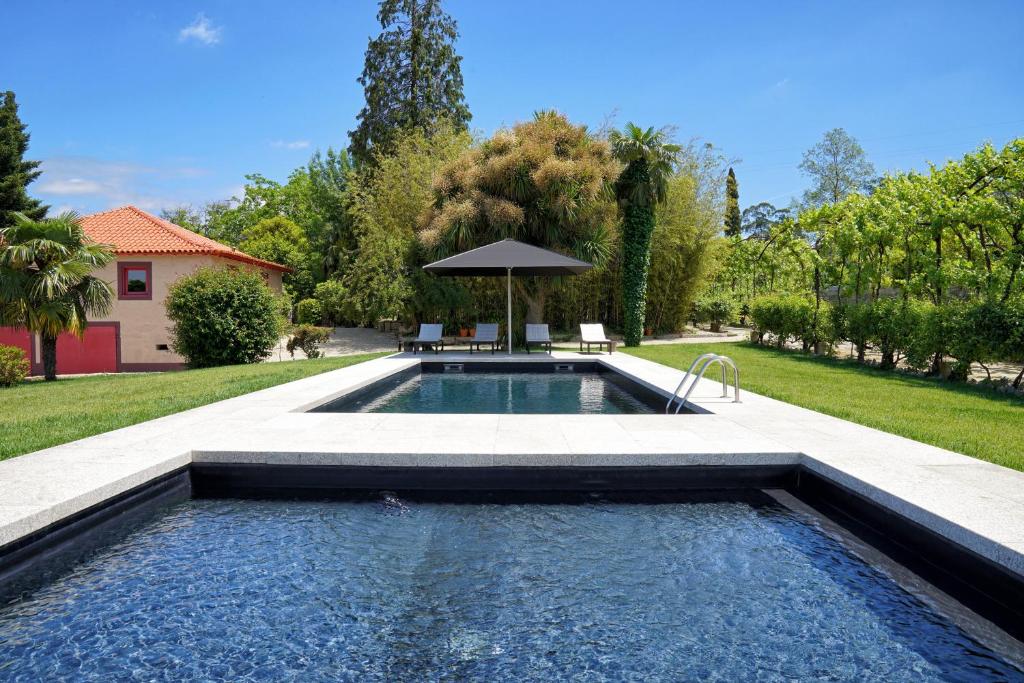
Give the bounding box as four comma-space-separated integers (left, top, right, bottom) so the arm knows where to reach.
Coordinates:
268, 327, 398, 361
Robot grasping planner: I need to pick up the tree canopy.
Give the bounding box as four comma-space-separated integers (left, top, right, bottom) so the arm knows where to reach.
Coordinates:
0, 91, 47, 228
420, 111, 619, 321
799, 127, 875, 207
348, 0, 471, 166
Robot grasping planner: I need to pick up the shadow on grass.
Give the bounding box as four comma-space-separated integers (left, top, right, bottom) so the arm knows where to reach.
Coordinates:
645, 342, 1024, 409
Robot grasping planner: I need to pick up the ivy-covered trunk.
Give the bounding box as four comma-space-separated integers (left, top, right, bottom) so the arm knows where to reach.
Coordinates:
621, 200, 655, 347
41, 333, 58, 381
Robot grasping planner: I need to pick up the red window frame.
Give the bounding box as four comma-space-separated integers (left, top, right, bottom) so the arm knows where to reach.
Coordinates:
118, 262, 153, 300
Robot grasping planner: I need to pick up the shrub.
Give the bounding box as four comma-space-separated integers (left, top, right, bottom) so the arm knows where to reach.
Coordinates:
905, 301, 947, 372
286, 325, 332, 359
165, 267, 283, 368
865, 298, 920, 369
296, 298, 323, 325
0, 345, 30, 387
803, 299, 835, 353
946, 299, 1021, 382
749, 293, 814, 348
693, 294, 737, 333
844, 302, 873, 362
314, 279, 351, 326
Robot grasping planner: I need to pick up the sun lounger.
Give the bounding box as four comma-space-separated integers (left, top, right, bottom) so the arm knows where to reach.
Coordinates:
411, 323, 445, 354
579, 323, 614, 354
469, 323, 499, 354
525, 324, 552, 354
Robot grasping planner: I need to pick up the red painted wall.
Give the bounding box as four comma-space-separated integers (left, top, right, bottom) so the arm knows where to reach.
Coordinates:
0, 325, 120, 375
56, 325, 119, 374
0, 328, 32, 360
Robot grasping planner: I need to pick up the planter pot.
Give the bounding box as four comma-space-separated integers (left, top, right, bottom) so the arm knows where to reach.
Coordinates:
644, 327, 653, 337
459, 327, 469, 337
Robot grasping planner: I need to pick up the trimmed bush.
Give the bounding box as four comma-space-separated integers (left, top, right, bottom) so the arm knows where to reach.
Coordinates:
296, 298, 323, 325
864, 298, 919, 369
946, 299, 1023, 382
0, 345, 30, 387
693, 294, 737, 333
166, 267, 283, 368
286, 325, 332, 359
314, 279, 351, 326
749, 293, 814, 348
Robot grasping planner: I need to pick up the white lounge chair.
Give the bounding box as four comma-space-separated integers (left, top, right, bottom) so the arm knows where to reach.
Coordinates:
469, 323, 499, 354
579, 323, 614, 354
411, 323, 445, 354
525, 324, 552, 353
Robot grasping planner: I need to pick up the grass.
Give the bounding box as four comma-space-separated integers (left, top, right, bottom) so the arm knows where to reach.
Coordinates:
0, 354, 388, 461
624, 342, 1024, 472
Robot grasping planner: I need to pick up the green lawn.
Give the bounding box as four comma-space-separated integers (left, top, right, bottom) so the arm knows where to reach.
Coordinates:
625, 342, 1024, 472
0, 354, 387, 461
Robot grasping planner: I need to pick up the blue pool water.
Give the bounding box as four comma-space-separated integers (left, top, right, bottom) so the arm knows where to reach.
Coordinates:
316, 371, 659, 413
0, 496, 1020, 682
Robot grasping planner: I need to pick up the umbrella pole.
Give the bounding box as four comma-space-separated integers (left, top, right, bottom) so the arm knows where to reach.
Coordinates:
506, 267, 512, 355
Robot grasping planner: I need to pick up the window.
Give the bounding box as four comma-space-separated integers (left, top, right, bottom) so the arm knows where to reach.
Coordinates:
118, 262, 153, 300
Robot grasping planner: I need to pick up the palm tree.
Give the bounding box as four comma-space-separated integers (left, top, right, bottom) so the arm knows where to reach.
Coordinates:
610, 123, 681, 346
0, 211, 114, 380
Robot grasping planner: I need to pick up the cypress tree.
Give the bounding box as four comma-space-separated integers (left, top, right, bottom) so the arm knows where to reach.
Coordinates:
724, 167, 740, 236
0, 91, 47, 228
349, 0, 471, 167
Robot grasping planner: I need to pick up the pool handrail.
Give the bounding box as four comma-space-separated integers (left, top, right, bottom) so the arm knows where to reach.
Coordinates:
666, 353, 740, 413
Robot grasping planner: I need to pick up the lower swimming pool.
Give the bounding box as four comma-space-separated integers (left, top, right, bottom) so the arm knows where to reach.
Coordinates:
1, 493, 1020, 681
311, 364, 664, 414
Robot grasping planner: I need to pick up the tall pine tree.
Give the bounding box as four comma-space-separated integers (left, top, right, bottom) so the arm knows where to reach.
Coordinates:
0, 91, 47, 228
349, 0, 470, 166
724, 167, 740, 236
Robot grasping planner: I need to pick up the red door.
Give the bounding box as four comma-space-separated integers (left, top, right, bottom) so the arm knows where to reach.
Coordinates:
56, 324, 119, 374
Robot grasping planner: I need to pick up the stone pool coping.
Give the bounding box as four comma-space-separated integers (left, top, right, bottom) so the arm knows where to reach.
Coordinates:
1, 351, 1022, 579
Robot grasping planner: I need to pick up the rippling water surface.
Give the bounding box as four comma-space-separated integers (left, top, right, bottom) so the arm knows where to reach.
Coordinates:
326, 371, 658, 413
0, 496, 1020, 682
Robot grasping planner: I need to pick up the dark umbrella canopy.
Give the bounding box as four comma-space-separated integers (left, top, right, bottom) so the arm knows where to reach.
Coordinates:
423, 239, 593, 354
423, 239, 593, 277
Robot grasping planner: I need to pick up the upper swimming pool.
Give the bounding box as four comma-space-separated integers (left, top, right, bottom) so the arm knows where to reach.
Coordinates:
311, 363, 667, 414
1, 492, 1020, 681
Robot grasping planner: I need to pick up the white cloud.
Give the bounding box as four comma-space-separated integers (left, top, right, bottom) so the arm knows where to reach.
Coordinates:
270, 140, 311, 150
178, 13, 221, 45
35, 156, 207, 213
773, 77, 790, 89
37, 178, 107, 195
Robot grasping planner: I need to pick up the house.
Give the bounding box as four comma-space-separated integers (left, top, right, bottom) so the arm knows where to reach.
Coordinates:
0, 206, 289, 375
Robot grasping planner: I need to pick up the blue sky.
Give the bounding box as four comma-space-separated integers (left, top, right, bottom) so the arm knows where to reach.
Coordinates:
6, 0, 1023, 216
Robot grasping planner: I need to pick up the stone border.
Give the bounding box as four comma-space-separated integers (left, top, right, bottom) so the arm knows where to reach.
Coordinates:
1, 351, 1022, 583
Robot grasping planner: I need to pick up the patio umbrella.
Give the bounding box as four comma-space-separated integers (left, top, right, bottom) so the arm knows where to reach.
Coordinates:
423, 239, 593, 354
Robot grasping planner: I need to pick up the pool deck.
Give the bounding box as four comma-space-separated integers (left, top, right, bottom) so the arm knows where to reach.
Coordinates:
2, 351, 1023, 579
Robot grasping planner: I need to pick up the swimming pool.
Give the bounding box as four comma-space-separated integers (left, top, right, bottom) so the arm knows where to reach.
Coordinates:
311, 364, 666, 414
1, 493, 1020, 681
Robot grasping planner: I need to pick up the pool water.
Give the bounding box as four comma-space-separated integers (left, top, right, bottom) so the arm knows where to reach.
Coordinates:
316, 371, 660, 414
1, 495, 1020, 682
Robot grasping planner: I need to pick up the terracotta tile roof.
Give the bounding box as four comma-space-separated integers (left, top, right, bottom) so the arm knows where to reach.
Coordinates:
79, 206, 291, 273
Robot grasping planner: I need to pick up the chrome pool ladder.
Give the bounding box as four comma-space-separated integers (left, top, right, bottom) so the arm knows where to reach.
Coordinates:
665, 353, 740, 414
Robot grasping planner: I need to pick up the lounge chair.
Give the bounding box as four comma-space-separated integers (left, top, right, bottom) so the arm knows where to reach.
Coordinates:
469, 323, 499, 354
579, 323, 614, 354
411, 323, 445, 354
525, 324, 552, 354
